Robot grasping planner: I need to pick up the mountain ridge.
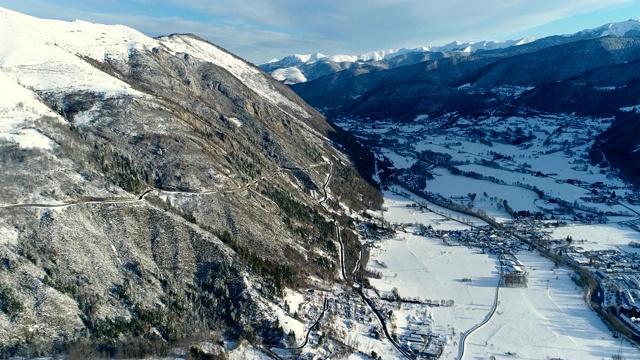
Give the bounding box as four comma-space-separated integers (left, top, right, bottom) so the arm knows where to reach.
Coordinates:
265, 37, 534, 66
0, 6, 381, 357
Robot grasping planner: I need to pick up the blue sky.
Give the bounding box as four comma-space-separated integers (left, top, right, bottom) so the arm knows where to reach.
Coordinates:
0, 0, 638, 63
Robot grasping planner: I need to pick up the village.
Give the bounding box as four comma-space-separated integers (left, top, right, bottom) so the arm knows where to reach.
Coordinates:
269, 191, 640, 358
353, 196, 640, 358
337, 110, 640, 357
267, 112, 640, 359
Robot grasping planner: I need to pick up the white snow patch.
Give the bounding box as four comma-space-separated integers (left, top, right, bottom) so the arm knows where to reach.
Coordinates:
284, 288, 305, 314
594, 86, 617, 91
270, 67, 307, 84
381, 149, 416, 169
0, 226, 19, 246
1, 128, 55, 150
227, 340, 270, 359
74, 102, 103, 126
621, 105, 640, 113
0, 73, 62, 149
228, 117, 242, 128
273, 305, 305, 344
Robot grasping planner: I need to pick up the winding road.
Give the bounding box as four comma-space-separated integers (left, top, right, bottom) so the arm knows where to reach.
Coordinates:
270, 298, 329, 352
334, 221, 415, 360
0, 160, 332, 211
456, 255, 504, 360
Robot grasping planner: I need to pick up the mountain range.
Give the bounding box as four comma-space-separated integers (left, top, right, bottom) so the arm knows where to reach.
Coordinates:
0, 6, 379, 357
261, 19, 640, 85
260, 38, 534, 84
273, 20, 640, 183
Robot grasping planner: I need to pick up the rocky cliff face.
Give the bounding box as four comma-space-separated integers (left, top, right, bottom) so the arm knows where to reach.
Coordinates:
0, 8, 380, 357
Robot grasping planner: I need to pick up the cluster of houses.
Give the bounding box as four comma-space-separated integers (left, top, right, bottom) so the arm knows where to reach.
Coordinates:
326, 295, 374, 326
413, 223, 528, 257
543, 241, 640, 339
586, 252, 640, 338
403, 324, 445, 358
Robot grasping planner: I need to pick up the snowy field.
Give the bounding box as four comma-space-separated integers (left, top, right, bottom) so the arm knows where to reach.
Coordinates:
368, 231, 500, 359
465, 251, 638, 359
549, 223, 640, 253
379, 188, 487, 230
426, 168, 538, 220
363, 193, 640, 359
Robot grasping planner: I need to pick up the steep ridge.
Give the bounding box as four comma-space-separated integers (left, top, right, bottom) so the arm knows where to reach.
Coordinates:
592, 111, 640, 185
0, 7, 380, 357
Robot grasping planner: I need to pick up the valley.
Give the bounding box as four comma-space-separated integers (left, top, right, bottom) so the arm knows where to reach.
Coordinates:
325, 113, 640, 359
251, 112, 640, 359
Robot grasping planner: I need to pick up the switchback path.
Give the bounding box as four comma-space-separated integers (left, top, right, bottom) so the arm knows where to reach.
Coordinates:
0, 161, 332, 211
0, 197, 142, 210
319, 160, 333, 204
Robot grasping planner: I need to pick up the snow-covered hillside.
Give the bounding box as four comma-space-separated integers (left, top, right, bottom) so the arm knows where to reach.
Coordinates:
0, 5, 308, 145
573, 18, 640, 37
0, 7, 385, 359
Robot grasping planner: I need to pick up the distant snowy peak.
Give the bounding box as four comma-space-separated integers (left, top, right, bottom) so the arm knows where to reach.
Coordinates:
267, 19, 640, 69
574, 18, 640, 38
271, 67, 307, 85
434, 38, 535, 53
264, 18, 640, 85
261, 38, 536, 84
265, 38, 535, 67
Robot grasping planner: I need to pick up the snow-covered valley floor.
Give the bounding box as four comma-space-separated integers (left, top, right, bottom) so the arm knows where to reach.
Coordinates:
366, 195, 638, 359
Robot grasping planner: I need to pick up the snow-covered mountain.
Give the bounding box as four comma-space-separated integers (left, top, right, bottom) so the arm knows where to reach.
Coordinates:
0, 6, 308, 130
572, 18, 640, 38
0, 6, 380, 357
262, 18, 640, 85
266, 39, 535, 67
260, 38, 534, 84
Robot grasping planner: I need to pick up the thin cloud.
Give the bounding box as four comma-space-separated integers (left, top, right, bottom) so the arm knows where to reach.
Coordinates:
0, 0, 634, 63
